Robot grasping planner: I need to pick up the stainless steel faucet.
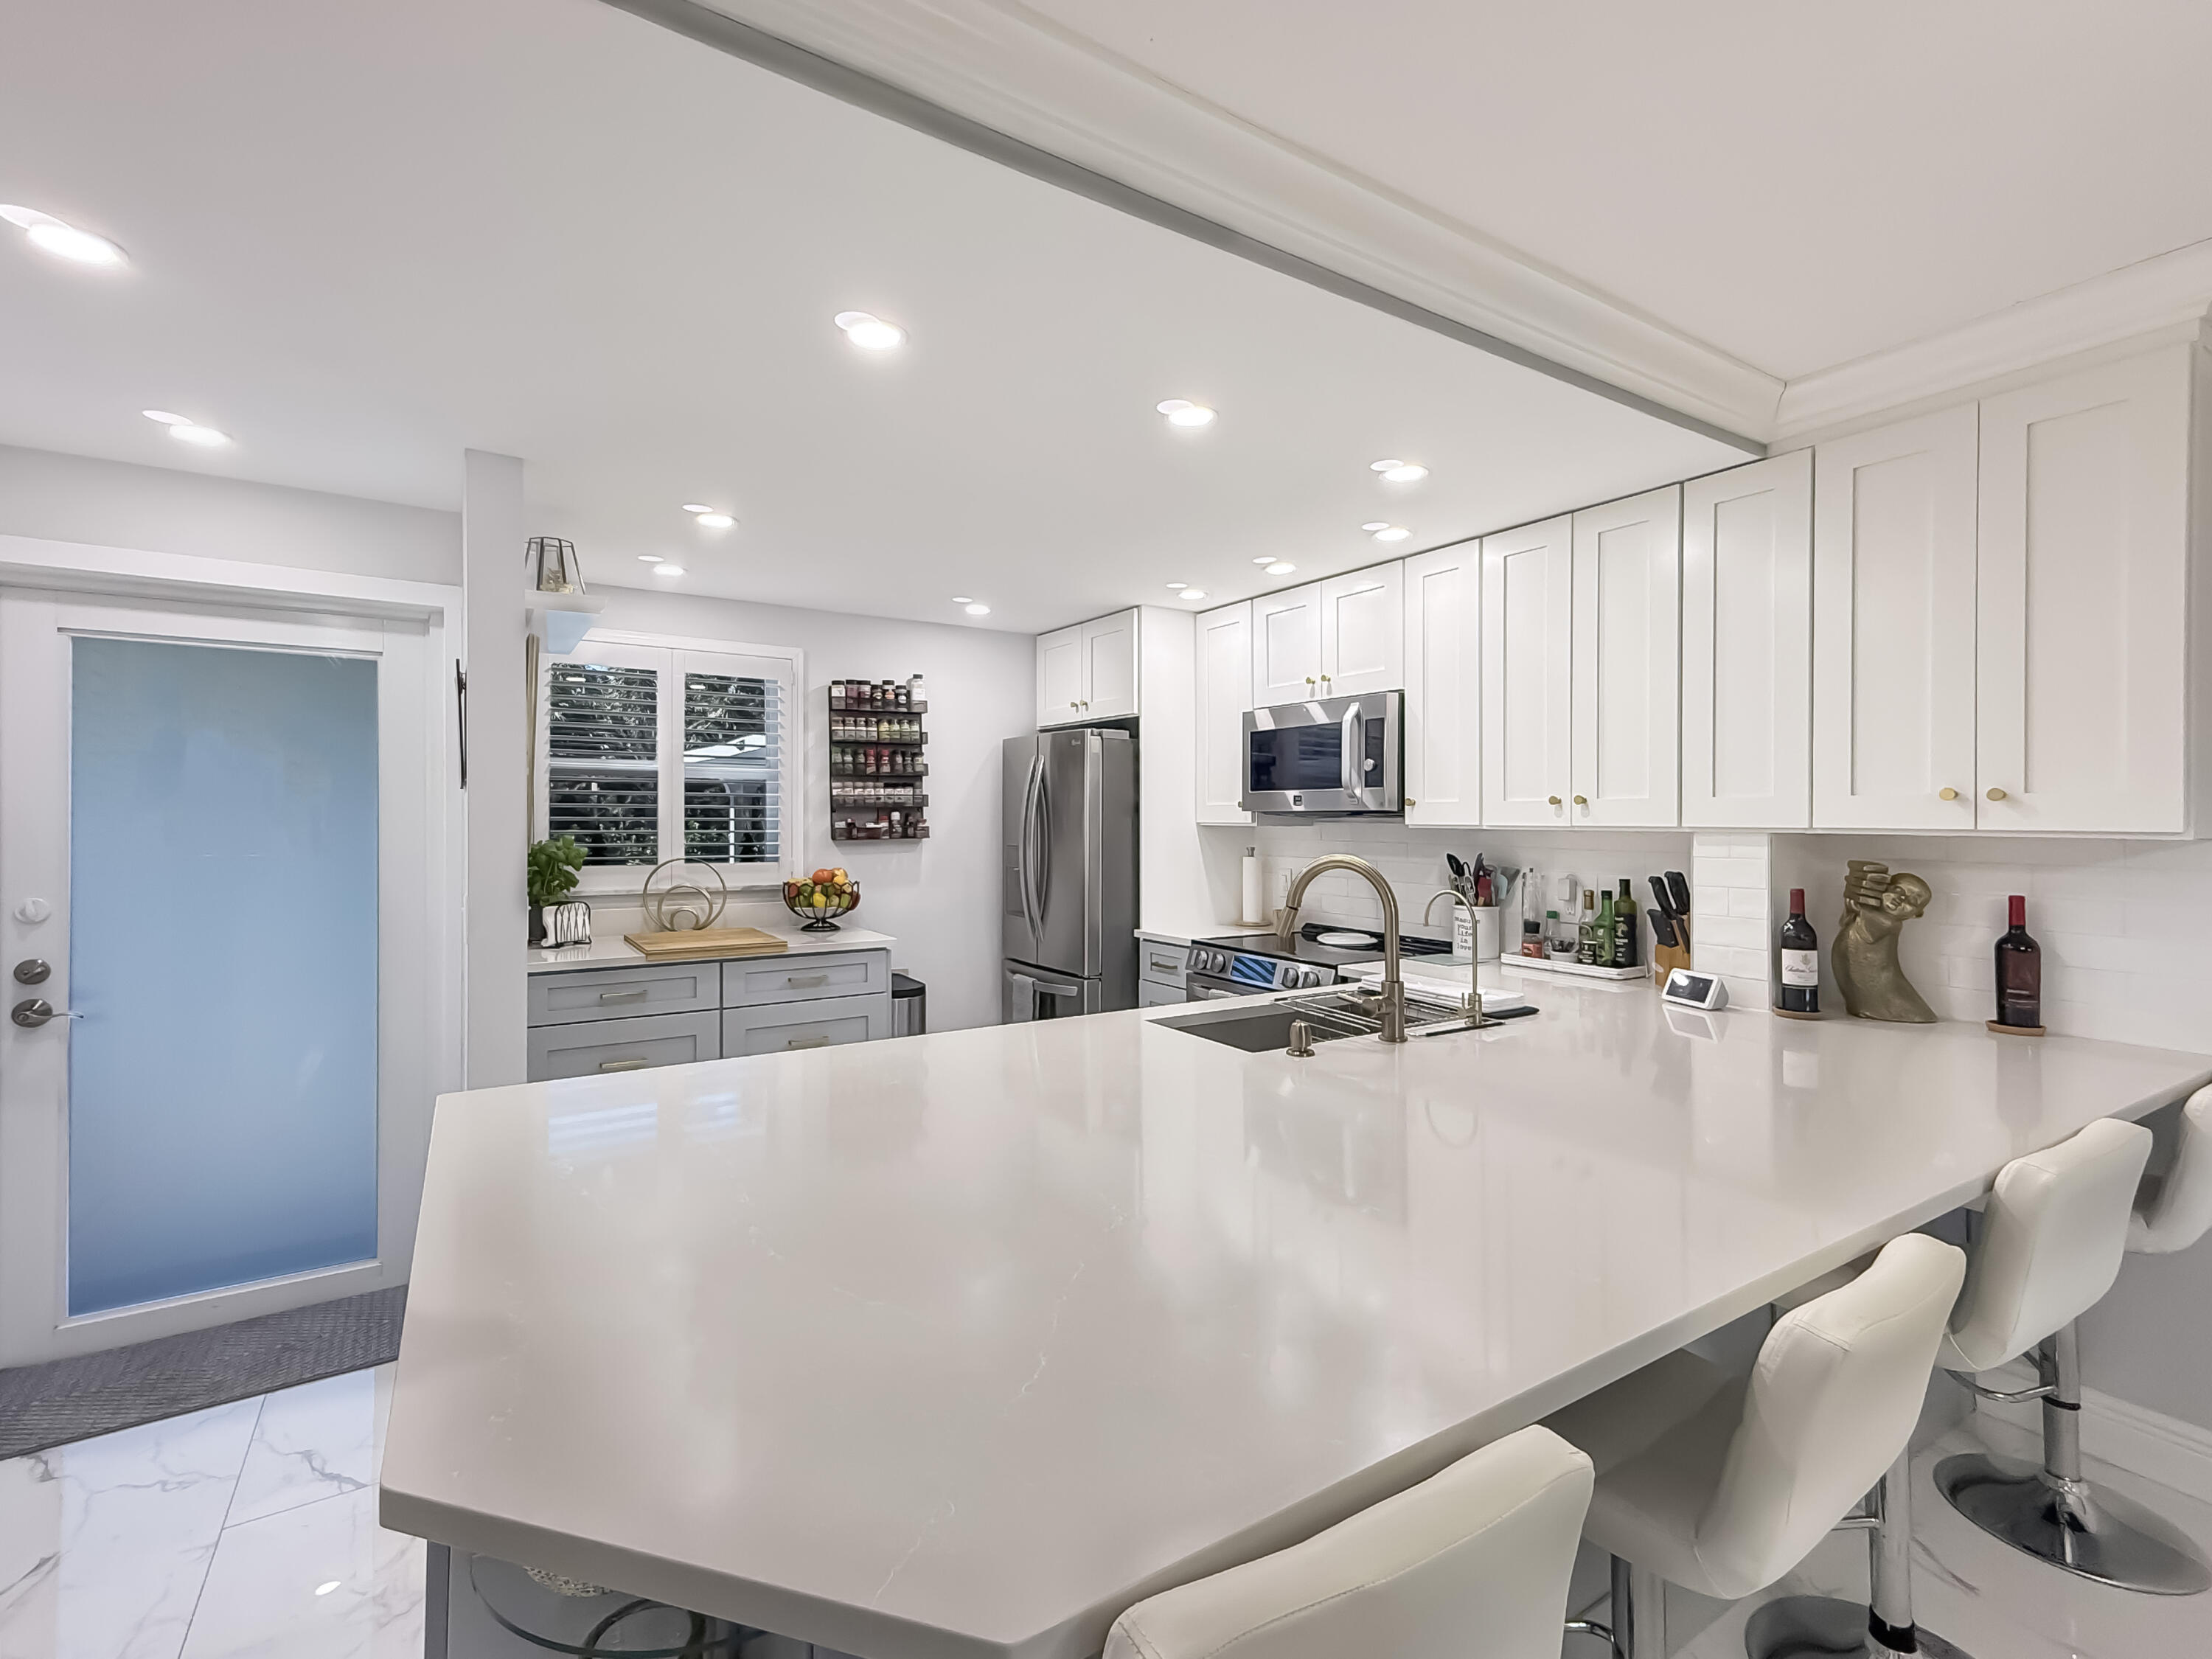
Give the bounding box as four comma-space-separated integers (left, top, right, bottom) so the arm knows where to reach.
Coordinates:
1425, 888, 1485, 1023
1279, 855, 1407, 1043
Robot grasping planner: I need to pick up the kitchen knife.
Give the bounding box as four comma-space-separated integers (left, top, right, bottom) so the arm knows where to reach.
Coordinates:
1647, 874, 1677, 917
1647, 903, 1680, 950
1664, 870, 1693, 919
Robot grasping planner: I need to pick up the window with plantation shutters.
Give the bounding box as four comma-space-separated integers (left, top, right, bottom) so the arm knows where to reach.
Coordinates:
538, 634, 801, 890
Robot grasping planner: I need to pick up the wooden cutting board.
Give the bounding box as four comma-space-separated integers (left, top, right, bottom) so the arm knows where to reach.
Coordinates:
622, 927, 789, 961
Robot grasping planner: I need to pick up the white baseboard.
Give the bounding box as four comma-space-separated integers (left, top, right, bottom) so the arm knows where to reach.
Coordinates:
1970, 1358, 2212, 1504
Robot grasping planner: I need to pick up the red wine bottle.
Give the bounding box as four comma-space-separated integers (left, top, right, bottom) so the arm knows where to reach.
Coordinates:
1996, 894, 2042, 1028
1778, 888, 1820, 1013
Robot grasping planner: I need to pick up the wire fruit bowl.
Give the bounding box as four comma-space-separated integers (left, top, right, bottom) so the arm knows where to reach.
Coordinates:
784, 869, 859, 932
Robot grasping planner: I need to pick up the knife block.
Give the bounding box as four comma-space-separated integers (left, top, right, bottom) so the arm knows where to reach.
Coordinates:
1652, 919, 1691, 985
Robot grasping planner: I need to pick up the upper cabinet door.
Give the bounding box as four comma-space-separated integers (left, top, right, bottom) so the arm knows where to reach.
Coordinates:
1195, 602, 1253, 825
1977, 347, 2192, 833
1812, 404, 1979, 830
1402, 547, 1480, 827
1681, 453, 1812, 829
1251, 583, 1324, 707
1571, 487, 1681, 827
1082, 610, 1140, 720
1037, 625, 1084, 727
1482, 516, 1573, 826
1318, 565, 1404, 698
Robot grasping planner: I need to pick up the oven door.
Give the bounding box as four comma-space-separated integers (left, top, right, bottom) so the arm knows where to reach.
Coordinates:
1241, 691, 1402, 814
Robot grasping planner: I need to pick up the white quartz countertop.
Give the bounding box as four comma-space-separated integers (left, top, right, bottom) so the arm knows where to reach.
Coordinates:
1134, 922, 1273, 946
382, 986, 2211, 1659
526, 921, 895, 973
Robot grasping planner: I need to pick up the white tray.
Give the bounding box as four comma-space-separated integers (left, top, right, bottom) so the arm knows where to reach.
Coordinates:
1501, 955, 1650, 981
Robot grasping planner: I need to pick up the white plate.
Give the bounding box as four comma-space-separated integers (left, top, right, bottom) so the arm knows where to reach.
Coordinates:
1315, 930, 1375, 947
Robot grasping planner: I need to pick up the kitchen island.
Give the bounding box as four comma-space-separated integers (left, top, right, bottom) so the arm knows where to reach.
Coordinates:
382, 983, 2211, 1659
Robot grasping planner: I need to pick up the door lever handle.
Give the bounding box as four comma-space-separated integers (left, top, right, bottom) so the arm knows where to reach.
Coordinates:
11, 998, 81, 1029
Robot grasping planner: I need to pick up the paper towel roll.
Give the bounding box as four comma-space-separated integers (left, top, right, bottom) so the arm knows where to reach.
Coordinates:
1241, 852, 1265, 927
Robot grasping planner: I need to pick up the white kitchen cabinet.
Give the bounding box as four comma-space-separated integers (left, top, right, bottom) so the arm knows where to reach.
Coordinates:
1571, 486, 1681, 827
1976, 347, 2194, 832
1037, 625, 1084, 726
1402, 545, 1481, 827
1194, 601, 1253, 825
1251, 583, 1324, 706
1037, 609, 1139, 726
1481, 515, 1574, 825
1812, 403, 1980, 830
1682, 453, 1812, 828
1318, 565, 1404, 698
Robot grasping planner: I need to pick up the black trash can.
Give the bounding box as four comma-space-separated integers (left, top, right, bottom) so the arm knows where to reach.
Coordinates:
891, 972, 926, 1037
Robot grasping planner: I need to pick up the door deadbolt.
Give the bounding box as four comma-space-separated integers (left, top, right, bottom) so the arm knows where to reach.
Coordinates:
13, 959, 50, 984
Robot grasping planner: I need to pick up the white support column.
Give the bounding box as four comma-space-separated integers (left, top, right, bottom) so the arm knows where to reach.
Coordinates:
1691, 832, 1773, 1011
462, 451, 528, 1088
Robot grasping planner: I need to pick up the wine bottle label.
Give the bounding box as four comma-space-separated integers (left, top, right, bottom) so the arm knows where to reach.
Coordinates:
1781, 949, 1819, 987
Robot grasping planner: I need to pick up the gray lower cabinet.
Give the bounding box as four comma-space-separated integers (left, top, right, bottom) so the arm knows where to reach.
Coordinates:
724, 950, 890, 1008
527, 961, 719, 1026
526, 1010, 720, 1081
722, 993, 888, 1057
1137, 980, 1186, 1009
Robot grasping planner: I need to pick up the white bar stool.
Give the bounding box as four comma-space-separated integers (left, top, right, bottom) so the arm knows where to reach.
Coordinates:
1935, 1100, 2212, 1594
1102, 1425, 1592, 1659
1541, 1232, 1967, 1659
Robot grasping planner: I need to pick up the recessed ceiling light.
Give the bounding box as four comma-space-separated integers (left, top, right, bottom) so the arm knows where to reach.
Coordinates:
169, 423, 230, 448
964, 602, 991, 616
1381, 462, 1429, 483
142, 409, 189, 425
681, 503, 714, 515
1266, 562, 1296, 576
1, 206, 127, 267
1155, 399, 1216, 428
694, 512, 734, 529
314, 1581, 341, 1598
834, 310, 905, 350
1372, 526, 1411, 543
1370, 459, 1403, 473
655, 564, 686, 577
638, 554, 664, 563
1179, 589, 1208, 602
1251, 557, 1274, 566
1164, 582, 1188, 590
1361, 521, 1389, 532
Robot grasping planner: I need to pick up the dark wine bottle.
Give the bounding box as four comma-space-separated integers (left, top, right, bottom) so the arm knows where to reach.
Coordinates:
1996, 894, 2042, 1028
1611, 877, 1640, 968
1778, 888, 1820, 1013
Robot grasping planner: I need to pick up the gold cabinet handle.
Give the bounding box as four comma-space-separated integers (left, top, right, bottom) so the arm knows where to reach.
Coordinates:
1938, 787, 1959, 801
1404, 796, 1416, 807
1573, 794, 1589, 807
1320, 674, 1332, 684
597, 1057, 652, 1072
1547, 795, 1562, 807
1304, 676, 1317, 686
1986, 787, 2008, 801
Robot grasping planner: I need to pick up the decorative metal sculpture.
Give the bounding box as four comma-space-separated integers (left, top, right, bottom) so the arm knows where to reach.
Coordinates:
527, 535, 585, 594
641, 860, 728, 933
1832, 860, 1937, 1023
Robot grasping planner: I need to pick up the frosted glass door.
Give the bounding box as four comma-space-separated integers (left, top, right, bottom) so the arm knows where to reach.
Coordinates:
67, 637, 380, 1315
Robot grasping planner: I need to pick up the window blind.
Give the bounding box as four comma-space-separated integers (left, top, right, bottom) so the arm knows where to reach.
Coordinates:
546, 663, 659, 866
683, 671, 782, 867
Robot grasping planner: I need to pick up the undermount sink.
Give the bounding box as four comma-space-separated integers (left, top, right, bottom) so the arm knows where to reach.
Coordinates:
1155, 987, 1486, 1051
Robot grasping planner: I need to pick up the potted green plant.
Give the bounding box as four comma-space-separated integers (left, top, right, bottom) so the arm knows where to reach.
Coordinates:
526, 835, 586, 946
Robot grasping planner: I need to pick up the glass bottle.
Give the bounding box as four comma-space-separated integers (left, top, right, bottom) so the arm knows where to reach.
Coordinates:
1995, 895, 2042, 1028
1778, 888, 1820, 1014
1611, 877, 1639, 968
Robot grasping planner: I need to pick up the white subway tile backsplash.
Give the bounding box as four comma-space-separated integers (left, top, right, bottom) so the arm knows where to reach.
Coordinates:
1727, 886, 1771, 919
1695, 914, 1766, 950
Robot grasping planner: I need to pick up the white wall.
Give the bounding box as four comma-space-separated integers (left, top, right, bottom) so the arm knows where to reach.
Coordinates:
586, 584, 1035, 1032
0, 443, 458, 585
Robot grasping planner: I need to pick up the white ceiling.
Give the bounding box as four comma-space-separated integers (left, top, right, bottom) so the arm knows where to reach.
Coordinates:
1014, 0, 2212, 381
0, 0, 1744, 634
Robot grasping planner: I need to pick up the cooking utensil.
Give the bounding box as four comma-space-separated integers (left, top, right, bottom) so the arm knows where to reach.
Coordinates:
1664, 870, 1692, 919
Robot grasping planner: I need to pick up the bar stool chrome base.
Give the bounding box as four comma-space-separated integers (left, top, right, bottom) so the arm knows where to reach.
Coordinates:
1934, 1450, 2212, 1596
1745, 1593, 1972, 1658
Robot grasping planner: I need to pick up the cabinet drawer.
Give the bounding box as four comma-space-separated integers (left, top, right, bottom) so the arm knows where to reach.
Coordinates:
526, 1011, 720, 1082
722, 994, 888, 1057
723, 950, 889, 1008
528, 962, 720, 1027
1138, 980, 1186, 1009
1138, 940, 1189, 989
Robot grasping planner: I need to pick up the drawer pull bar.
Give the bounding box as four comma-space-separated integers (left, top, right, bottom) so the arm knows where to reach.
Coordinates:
785, 973, 830, 989
598, 988, 650, 1004
785, 1034, 832, 1049
597, 1057, 653, 1072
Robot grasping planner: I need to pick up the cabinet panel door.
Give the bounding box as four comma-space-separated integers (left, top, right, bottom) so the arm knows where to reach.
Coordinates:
1319, 563, 1404, 697
1571, 486, 1680, 827
526, 1010, 719, 1082
1037, 625, 1084, 727
1402, 547, 1480, 827
1481, 516, 1573, 826
1682, 453, 1812, 828
1082, 610, 1139, 720
1812, 404, 1979, 830
722, 993, 887, 1056
1977, 348, 2192, 832
1251, 583, 1324, 706
724, 949, 891, 1008
1194, 602, 1253, 825
527, 961, 720, 1027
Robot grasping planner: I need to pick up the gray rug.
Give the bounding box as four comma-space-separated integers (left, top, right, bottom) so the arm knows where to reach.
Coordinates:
0, 1285, 406, 1458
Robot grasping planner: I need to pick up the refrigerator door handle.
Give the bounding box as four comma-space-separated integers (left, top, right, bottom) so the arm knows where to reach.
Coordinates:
1008, 969, 1036, 1022
1338, 700, 1363, 796
1032, 757, 1052, 929
1020, 756, 1045, 937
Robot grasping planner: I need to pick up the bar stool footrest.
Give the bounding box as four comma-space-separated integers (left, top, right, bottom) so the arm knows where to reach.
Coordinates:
1744, 1593, 1974, 1658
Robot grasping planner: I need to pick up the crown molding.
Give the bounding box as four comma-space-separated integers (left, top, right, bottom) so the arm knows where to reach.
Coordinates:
608, 0, 1779, 448
1774, 239, 2212, 442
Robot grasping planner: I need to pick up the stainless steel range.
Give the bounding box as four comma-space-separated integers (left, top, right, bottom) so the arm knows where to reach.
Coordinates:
1183, 924, 1455, 1001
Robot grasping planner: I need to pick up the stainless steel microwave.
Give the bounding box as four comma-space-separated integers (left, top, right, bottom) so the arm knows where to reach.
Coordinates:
1241, 690, 1403, 815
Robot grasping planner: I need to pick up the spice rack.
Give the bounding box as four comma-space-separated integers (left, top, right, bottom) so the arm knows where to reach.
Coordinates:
828, 678, 931, 841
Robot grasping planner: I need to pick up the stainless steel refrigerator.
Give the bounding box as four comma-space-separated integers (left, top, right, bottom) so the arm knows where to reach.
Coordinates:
1002, 728, 1136, 1022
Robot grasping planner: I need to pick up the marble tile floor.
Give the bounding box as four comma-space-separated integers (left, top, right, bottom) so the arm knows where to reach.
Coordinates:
0, 1363, 420, 1659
